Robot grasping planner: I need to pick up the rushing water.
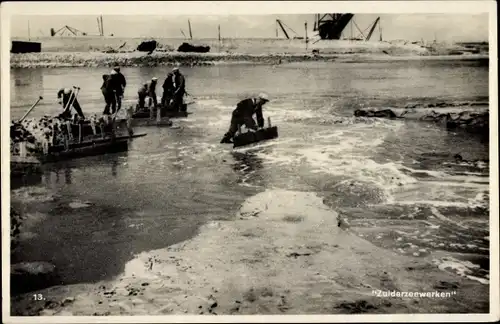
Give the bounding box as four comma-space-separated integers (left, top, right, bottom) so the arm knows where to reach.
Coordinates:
10, 59, 490, 291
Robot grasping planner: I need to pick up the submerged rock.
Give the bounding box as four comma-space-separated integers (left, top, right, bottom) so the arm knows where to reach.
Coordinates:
354, 109, 399, 119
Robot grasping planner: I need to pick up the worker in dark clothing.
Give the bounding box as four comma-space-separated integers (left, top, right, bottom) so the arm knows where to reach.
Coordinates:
137, 77, 159, 110
137, 82, 148, 110
148, 77, 159, 109
161, 67, 186, 112
101, 73, 116, 115
57, 87, 85, 120
220, 93, 269, 144
112, 66, 126, 112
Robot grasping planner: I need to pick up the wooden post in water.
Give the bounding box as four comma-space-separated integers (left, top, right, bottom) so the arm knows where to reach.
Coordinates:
19, 142, 27, 158
64, 136, 69, 151
305, 22, 308, 51
218, 25, 221, 52
42, 141, 49, 155
66, 121, 73, 141
91, 119, 97, 136
149, 99, 155, 120
126, 106, 134, 136
156, 105, 161, 124
267, 117, 272, 128
112, 119, 117, 137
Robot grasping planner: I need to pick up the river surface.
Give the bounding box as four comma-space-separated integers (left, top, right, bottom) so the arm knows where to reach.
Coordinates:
10, 59, 490, 292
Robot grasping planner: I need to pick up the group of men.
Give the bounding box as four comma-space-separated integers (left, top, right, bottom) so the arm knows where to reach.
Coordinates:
56, 65, 271, 144
56, 66, 127, 121
101, 66, 127, 115
137, 67, 186, 113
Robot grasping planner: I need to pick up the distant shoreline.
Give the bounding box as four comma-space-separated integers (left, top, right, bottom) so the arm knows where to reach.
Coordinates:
10, 51, 489, 68
9, 36, 489, 68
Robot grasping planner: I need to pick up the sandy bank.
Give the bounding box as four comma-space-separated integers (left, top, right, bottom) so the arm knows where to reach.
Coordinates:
10, 51, 489, 68
10, 189, 488, 316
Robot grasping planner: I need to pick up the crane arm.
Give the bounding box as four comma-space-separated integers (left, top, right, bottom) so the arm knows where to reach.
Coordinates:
366, 17, 380, 41
276, 19, 290, 39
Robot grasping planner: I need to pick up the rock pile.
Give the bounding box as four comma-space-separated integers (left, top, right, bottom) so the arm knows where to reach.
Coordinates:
177, 42, 210, 53
353, 108, 489, 138
137, 40, 158, 53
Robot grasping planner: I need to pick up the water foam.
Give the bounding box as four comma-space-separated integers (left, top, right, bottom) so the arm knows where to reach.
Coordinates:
254, 121, 413, 201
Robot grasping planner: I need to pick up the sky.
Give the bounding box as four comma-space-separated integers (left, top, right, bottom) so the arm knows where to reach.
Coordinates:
10, 14, 489, 42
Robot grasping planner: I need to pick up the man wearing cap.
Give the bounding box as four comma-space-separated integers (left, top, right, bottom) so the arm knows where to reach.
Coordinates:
161, 67, 186, 112
147, 77, 159, 109
112, 66, 127, 112
103, 70, 120, 114
220, 93, 270, 144
57, 87, 85, 120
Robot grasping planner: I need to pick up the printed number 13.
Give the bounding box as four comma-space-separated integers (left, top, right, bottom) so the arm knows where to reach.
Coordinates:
33, 294, 44, 301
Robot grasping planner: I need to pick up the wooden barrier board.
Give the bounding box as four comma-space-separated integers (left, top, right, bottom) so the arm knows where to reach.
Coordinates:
233, 126, 279, 148
11, 133, 147, 165
41, 139, 129, 163
130, 118, 173, 127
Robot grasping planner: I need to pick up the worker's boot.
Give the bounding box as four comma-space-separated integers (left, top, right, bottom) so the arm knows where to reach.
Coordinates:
220, 133, 233, 144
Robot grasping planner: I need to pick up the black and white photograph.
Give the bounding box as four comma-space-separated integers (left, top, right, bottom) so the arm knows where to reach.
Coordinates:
1, 1, 498, 322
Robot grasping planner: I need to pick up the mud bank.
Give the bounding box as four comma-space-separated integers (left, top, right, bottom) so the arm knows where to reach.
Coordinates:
10, 189, 488, 316
354, 107, 489, 139
13, 37, 488, 55
10, 51, 489, 68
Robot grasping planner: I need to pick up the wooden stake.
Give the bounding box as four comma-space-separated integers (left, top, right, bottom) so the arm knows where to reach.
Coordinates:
149, 99, 155, 120
218, 24, 221, 52
19, 142, 27, 158
42, 141, 49, 155
305, 22, 308, 51
91, 120, 97, 135
66, 121, 73, 141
